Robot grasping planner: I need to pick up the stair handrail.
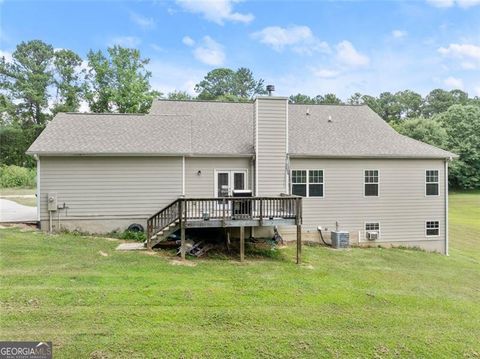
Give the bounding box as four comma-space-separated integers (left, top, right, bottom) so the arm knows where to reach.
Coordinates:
147, 198, 182, 247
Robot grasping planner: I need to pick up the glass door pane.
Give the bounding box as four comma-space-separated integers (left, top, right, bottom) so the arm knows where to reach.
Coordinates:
217, 172, 229, 197
233, 172, 245, 191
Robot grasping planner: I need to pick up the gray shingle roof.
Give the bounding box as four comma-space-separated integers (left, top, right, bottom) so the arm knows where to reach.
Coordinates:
27, 99, 455, 159
27, 101, 254, 155
288, 104, 455, 158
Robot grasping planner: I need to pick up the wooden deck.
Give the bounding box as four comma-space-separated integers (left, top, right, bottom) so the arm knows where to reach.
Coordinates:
146, 196, 303, 263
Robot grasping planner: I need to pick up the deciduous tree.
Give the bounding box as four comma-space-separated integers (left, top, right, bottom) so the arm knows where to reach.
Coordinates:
84, 46, 160, 113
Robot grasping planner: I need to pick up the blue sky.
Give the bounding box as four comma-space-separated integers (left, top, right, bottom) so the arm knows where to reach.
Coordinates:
1, 0, 480, 99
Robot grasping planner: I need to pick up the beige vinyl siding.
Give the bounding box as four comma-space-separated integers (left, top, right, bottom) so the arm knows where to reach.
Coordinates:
291, 158, 446, 245
255, 97, 287, 196
39, 156, 182, 221
185, 157, 252, 197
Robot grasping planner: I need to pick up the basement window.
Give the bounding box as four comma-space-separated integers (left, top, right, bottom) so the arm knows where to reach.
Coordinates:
365, 222, 380, 231
426, 170, 439, 196
364, 170, 379, 197
426, 221, 440, 236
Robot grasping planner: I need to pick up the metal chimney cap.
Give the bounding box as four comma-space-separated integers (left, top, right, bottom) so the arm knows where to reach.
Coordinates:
266, 84, 275, 96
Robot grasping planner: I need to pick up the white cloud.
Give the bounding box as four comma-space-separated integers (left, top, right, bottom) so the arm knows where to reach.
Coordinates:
392, 30, 407, 38
457, 0, 480, 7
426, 0, 455, 7
150, 44, 165, 52
311, 68, 341, 79
147, 60, 204, 95
192, 36, 225, 65
251, 25, 330, 54
108, 36, 141, 48
444, 76, 464, 89
426, 0, 480, 7
438, 43, 480, 69
182, 36, 195, 47
474, 86, 480, 96
176, 0, 254, 25
130, 12, 155, 30
335, 41, 370, 67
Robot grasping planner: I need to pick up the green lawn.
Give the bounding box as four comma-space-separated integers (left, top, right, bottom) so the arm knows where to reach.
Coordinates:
0, 187, 36, 207
0, 193, 479, 358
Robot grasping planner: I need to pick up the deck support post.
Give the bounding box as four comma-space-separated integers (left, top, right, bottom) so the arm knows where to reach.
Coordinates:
296, 197, 302, 265
240, 226, 245, 262
296, 224, 302, 265
180, 199, 186, 260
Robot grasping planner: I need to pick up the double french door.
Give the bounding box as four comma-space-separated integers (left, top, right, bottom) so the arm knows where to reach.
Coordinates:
215, 170, 247, 197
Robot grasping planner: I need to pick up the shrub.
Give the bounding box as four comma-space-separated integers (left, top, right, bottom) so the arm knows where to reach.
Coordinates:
120, 230, 146, 241
0, 165, 36, 188
108, 229, 146, 242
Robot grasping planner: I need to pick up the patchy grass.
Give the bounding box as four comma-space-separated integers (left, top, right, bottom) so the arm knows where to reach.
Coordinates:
0, 187, 36, 196
0, 187, 36, 207
0, 192, 479, 358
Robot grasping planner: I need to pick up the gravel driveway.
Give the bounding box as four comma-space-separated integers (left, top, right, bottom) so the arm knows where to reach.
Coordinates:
0, 198, 37, 222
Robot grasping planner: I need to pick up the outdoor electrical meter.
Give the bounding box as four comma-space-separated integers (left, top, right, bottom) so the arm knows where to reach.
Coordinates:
47, 192, 57, 211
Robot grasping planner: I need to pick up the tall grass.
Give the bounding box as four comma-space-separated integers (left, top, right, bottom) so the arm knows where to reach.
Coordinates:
0, 165, 36, 188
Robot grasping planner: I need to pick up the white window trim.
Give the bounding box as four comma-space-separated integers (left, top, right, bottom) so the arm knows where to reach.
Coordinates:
364, 221, 381, 241
425, 169, 440, 197
290, 169, 325, 198
363, 169, 380, 197
425, 220, 440, 237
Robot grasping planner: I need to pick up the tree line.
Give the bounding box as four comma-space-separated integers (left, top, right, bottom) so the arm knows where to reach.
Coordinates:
1, 40, 479, 189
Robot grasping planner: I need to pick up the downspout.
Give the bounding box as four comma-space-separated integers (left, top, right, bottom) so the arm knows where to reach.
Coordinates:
182, 156, 185, 196
285, 98, 289, 194
445, 158, 449, 256
35, 155, 40, 223
254, 99, 259, 196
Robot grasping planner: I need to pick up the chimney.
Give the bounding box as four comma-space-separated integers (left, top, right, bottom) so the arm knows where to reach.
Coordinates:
254, 93, 289, 196
266, 84, 275, 96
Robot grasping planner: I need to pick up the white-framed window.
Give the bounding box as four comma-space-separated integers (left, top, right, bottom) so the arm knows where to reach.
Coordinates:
365, 222, 380, 240
365, 222, 380, 231
425, 221, 440, 237
291, 170, 324, 197
426, 170, 439, 196
291, 170, 307, 197
364, 170, 379, 197
308, 170, 324, 197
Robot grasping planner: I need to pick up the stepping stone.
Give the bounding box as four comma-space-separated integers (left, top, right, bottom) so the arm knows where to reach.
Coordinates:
116, 242, 145, 251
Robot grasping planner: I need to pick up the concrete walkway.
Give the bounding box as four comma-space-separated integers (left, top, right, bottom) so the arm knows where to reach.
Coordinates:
0, 198, 37, 223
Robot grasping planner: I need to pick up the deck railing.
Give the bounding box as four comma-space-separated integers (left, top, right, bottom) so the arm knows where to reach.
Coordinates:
147, 196, 302, 242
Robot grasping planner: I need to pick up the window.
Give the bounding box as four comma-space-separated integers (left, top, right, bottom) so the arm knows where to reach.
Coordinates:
308, 170, 324, 197
365, 222, 380, 231
426, 170, 439, 196
291, 170, 324, 197
426, 221, 440, 236
291, 170, 307, 197
364, 170, 379, 196
365, 222, 380, 240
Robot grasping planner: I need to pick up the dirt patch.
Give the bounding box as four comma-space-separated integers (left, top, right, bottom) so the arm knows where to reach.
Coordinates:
170, 259, 197, 267
0, 223, 37, 231
98, 251, 109, 257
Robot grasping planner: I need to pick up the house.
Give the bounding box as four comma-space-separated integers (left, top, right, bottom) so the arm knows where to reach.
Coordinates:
27, 95, 456, 255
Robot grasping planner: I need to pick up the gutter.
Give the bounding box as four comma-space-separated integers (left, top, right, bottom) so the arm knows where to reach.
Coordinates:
445, 158, 450, 256
26, 152, 255, 158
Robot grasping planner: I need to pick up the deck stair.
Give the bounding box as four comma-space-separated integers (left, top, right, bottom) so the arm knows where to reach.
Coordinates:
146, 196, 303, 254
